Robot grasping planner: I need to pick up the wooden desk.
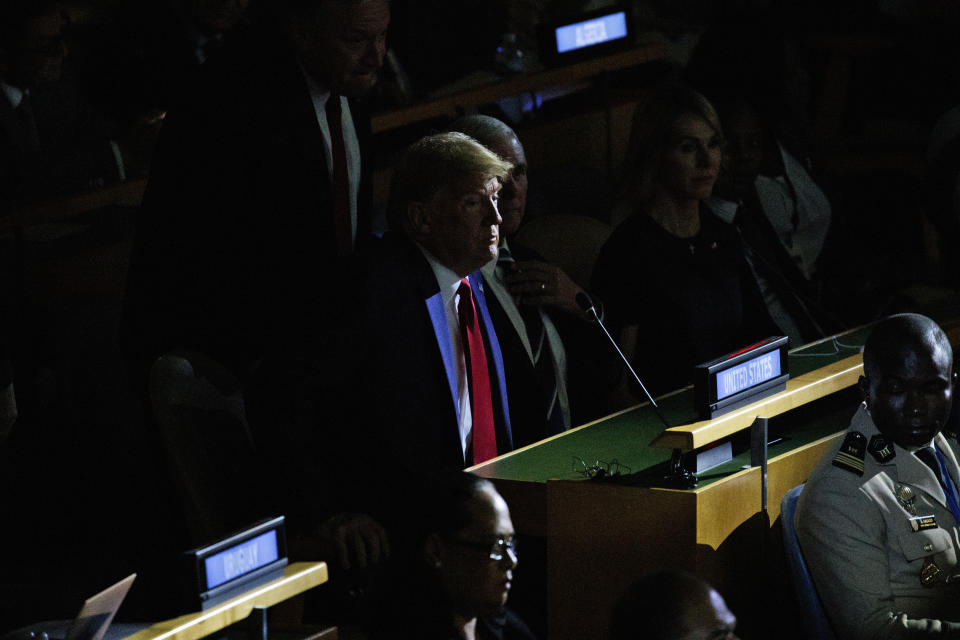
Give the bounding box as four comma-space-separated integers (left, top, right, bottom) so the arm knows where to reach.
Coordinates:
470, 329, 869, 640
122, 562, 328, 640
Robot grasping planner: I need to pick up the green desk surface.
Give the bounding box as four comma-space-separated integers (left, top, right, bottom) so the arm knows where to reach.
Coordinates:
474, 327, 869, 486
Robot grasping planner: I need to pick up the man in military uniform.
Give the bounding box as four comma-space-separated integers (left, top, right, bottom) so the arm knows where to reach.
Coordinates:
796, 313, 960, 638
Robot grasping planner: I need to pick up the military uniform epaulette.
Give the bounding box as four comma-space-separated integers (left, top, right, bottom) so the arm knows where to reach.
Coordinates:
868, 434, 896, 463
833, 431, 867, 475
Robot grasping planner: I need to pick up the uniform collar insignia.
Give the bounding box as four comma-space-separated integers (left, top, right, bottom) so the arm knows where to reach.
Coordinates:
868, 434, 896, 463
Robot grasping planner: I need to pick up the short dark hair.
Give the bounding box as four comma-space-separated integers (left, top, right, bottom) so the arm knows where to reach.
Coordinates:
388, 471, 496, 561
609, 570, 714, 640
447, 114, 517, 152
863, 313, 952, 380
424, 471, 495, 538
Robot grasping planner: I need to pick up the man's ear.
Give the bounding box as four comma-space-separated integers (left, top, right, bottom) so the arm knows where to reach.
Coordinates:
408, 201, 430, 237
423, 532, 445, 569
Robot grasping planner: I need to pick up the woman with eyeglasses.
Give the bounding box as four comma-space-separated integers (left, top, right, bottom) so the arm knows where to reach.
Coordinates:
367, 472, 536, 640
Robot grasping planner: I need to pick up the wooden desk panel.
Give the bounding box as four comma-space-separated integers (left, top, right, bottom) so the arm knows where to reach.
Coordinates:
540, 427, 847, 640
471, 328, 870, 640
652, 353, 862, 451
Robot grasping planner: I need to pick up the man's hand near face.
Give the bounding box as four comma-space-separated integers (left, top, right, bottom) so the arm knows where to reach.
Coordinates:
505, 260, 589, 319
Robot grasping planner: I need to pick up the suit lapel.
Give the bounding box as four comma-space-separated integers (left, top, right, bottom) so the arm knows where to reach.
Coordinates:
424, 289, 461, 428
469, 271, 513, 450
483, 262, 534, 361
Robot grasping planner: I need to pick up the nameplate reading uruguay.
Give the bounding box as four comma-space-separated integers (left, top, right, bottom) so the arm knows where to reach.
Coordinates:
716, 351, 781, 401
188, 515, 289, 610
204, 529, 280, 590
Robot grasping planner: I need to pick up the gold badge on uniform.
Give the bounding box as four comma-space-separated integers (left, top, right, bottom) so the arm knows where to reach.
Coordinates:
909, 515, 938, 531
897, 486, 918, 516
921, 558, 941, 587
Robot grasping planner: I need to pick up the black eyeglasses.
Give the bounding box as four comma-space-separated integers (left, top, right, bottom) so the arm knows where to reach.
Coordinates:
449, 536, 518, 561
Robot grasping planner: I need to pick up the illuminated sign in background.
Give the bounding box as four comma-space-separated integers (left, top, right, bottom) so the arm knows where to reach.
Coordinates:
555, 12, 628, 54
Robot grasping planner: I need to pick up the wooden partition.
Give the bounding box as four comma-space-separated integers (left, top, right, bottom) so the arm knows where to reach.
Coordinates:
470, 328, 870, 640
122, 562, 329, 640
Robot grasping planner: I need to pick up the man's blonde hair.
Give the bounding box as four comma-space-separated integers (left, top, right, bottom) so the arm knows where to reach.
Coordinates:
387, 132, 513, 232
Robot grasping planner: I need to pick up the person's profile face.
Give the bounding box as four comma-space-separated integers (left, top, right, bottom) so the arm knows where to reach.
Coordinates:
296, 0, 390, 97
864, 336, 953, 450
487, 133, 527, 240
440, 486, 517, 616
419, 174, 502, 277
657, 113, 722, 203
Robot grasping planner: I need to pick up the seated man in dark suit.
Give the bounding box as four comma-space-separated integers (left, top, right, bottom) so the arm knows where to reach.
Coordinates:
249, 131, 515, 574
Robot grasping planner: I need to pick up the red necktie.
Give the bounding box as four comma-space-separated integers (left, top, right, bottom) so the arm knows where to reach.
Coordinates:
458, 278, 497, 464
325, 94, 352, 256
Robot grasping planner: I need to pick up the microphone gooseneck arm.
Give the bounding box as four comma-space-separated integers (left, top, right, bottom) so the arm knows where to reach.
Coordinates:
576, 293, 695, 488
576, 292, 670, 430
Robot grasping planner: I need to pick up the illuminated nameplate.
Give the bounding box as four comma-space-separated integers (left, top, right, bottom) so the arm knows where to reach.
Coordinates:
555, 11, 628, 54
694, 336, 790, 420
716, 350, 782, 401
204, 529, 280, 591
188, 516, 288, 610
542, 5, 634, 66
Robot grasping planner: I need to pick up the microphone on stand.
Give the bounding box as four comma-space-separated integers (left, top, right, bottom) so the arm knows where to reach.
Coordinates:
576, 292, 696, 488
576, 292, 667, 428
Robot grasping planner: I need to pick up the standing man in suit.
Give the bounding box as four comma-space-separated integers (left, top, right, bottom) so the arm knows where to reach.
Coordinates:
123, 0, 390, 382
796, 313, 960, 638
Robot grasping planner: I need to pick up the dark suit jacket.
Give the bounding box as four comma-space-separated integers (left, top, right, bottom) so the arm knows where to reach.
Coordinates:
122, 21, 373, 381
247, 233, 513, 534
483, 284, 552, 448
483, 242, 615, 435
